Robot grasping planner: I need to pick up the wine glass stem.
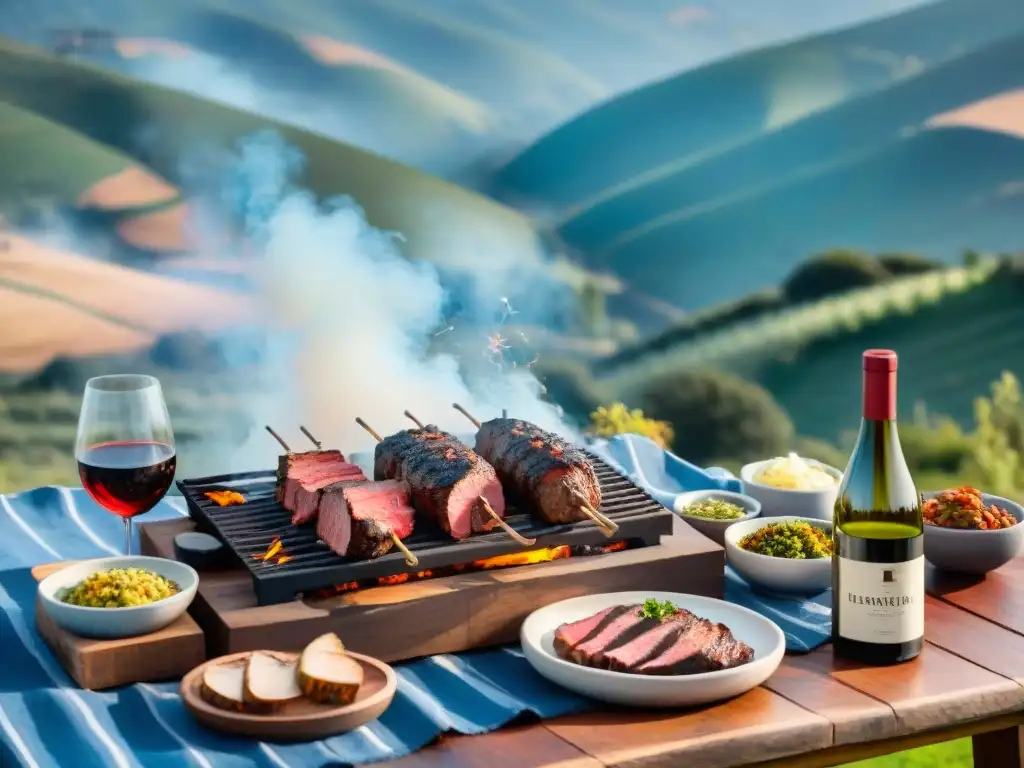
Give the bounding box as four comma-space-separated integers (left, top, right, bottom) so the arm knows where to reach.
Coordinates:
124, 518, 132, 556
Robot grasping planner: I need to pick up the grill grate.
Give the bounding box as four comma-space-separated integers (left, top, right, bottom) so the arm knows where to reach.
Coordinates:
178, 452, 673, 605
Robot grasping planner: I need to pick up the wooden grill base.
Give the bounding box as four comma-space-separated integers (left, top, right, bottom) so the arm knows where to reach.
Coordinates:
140, 517, 724, 664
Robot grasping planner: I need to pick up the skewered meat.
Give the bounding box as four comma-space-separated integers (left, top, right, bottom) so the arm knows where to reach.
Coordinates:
316, 480, 415, 559
474, 418, 601, 525
275, 450, 367, 524
553, 604, 755, 675
289, 465, 367, 525
374, 426, 505, 540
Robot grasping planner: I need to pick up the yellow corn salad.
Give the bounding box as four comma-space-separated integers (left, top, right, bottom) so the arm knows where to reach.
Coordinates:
61, 567, 179, 608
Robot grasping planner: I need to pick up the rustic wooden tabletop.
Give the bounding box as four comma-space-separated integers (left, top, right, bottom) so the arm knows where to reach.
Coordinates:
377, 558, 1024, 768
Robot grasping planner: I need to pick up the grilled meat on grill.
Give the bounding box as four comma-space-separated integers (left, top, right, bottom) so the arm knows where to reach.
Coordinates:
474, 418, 601, 526
289, 464, 367, 525
374, 426, 506, 540
275, 450, 367, 525
316, 480, 415, 559
553, 604, 755, 674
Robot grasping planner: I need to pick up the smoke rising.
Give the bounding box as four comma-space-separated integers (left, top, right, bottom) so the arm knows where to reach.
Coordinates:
186, 131, 573, 471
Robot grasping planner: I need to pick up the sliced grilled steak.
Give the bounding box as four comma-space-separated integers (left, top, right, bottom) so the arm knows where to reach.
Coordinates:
474, 418, 601, 526
290, 465, 368, 525
553, 605, 755, 676
553, 605, 633, 658
275, 450, 347, 507
374, 426, 505, 540
602, 616, 690, 672
276, 450, 345, 490
316, 480, 415, 559
566, 606, 657, 666
634, 614, 755, 675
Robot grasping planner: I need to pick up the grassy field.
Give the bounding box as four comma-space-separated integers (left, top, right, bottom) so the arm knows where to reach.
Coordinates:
597, 260, 1024, 440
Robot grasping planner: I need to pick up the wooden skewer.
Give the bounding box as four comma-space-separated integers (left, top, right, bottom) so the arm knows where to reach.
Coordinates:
452, 402, 481, 428
265, 425, 291, 452
353, 417, 419, 567
404, 410, 425, 429
299, 426, 322, 449
479, 496, 536, 547
574, 492, 618, 537
354, 417, 383, 443
390, 534, 419, 567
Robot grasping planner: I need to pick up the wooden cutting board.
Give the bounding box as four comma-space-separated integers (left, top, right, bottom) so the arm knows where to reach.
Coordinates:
33, 561, 207, 690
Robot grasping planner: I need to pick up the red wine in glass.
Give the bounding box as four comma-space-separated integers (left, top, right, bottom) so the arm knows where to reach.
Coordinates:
78, 441, 177, 519
75, 375, 175, 554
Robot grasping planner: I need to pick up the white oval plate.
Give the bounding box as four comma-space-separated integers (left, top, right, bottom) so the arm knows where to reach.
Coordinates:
520, 591, 785, 707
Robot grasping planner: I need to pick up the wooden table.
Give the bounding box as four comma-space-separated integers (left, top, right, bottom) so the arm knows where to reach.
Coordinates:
376, 558, 1024, 768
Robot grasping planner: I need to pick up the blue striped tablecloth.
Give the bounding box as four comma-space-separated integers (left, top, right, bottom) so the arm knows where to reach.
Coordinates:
0, 442, 833, 767
0, 487, 595, 768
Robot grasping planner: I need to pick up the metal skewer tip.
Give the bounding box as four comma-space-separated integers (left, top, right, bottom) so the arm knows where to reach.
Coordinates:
299, 425, 322, 449
265, 425, 291, 453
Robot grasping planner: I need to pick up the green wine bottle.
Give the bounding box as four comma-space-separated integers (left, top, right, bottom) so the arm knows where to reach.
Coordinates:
832, 349, 924, 664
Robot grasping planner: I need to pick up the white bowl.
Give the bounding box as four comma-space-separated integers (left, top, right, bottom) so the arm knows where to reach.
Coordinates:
922, 491, 1024, 575
520, 591, 785, 708
724, 516, 833, 595
740, 459, 842, 521
38, 556, 198, 638
673, 489, 761, 546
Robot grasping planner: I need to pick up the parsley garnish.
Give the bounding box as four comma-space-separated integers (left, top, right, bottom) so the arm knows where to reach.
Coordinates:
638, 598, 677, 620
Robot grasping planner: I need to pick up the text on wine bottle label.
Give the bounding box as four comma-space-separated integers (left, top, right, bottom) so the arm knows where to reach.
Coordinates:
836, 555, 925, 645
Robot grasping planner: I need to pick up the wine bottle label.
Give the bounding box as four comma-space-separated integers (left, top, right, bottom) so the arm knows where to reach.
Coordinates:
836, 555, 925, 644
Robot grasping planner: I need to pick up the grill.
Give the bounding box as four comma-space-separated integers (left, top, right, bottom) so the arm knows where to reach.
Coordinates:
178, 452, 673, 605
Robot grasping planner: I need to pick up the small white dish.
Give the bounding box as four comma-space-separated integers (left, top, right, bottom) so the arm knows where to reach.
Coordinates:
740, 459, 842, 521
673, 489, 761, 546
38, 555, 198, 639
724, 516, 833, 595
520, 591, 785, 708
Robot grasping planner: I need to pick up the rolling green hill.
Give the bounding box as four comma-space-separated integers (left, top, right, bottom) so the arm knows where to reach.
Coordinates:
585, 125, 1024, 309
272, 0, 606, 132
0, 99, 160, 213
559, 32, 1024, 256
596, 260, 1024, 438
176, 8, 492, 135
0, 36, 550, 274
494, 0, 1024, 212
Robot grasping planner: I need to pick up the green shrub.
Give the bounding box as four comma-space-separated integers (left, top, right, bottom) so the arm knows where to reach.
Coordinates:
899, 420, 973, 475
965, 371, 1024, 498
633, 369, 795, 465
783, 249, 890, 304
995, 253, 1024, 284
877, 252, 941, 275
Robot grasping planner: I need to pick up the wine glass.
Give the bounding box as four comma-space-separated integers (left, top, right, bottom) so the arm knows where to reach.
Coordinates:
75, 375, 176, 555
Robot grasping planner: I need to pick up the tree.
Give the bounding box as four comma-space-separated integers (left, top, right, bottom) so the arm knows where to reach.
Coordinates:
783, 249, 889, 304
633, 369, 795, 464
877, 252, 940, 275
